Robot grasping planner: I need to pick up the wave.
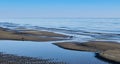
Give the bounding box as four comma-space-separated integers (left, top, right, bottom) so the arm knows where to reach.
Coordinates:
0, 22, 120, 42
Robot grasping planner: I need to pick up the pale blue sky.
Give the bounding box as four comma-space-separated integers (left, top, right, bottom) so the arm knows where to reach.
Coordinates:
0, 0, 120, 18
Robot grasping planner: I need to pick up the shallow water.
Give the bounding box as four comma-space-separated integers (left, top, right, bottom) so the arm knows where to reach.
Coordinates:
0, 40, 110, 64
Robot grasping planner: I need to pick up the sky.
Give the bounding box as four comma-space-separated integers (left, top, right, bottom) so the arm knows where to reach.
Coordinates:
0, 0, 120, 18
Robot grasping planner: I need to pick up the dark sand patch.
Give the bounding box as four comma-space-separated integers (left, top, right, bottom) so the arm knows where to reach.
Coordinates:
0, 53, 66, 64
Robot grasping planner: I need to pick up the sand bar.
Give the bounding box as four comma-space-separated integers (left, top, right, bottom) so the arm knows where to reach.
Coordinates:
54, 41, 120, 63
0, 27, 69, 41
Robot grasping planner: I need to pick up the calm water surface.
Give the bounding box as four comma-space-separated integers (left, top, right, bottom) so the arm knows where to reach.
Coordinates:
0, 40, 110, 64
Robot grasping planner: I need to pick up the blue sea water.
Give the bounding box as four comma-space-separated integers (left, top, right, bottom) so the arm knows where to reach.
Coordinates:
0, 18, 120, 42
0, 18, 120, 64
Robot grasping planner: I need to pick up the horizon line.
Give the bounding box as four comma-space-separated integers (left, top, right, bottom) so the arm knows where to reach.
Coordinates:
0, 17, 120, 19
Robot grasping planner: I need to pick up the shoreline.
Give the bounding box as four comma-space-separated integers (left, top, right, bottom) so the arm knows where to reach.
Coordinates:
54, 41, 120, 63
0, 27, 70, 42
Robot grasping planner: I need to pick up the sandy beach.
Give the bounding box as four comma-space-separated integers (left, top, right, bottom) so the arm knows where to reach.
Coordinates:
0, 27, 69, 42
54, 41, 120, 63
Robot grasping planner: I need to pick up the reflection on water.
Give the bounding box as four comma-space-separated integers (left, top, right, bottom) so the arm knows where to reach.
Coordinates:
0, 40, 109, 64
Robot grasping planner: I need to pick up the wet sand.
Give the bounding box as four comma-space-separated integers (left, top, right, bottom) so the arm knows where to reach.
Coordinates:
0, 53, 65, 64
98, 49, 120, 63
54, 41, 120, 63
0, 27, 69, 41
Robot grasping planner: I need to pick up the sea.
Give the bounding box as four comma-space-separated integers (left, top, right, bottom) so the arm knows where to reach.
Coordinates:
0, 18, 120, 64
